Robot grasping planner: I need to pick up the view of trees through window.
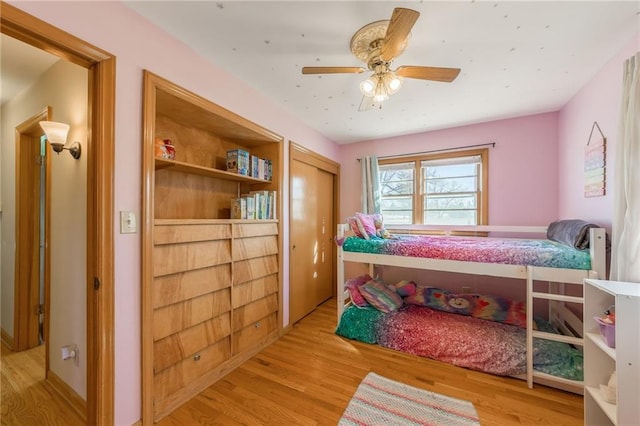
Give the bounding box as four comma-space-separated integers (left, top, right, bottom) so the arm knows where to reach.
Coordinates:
379, 162, 414, 224
379, 151, 486, 225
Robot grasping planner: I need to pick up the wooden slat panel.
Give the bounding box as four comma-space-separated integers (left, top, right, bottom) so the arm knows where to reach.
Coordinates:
234, 222, 278, 238
233, 294, 278, 331
154, 223, 231, 245
153, 264, 231, 309
234, 313, 278, 354
153, 289, 231, 341
232, 275, 278, 308
232, 235, 278, 261
234, 255, 278, 285
153, 335, 182, 374
153, 240, 231, 277
154, 337, 231, 402
153, 313, 231, 373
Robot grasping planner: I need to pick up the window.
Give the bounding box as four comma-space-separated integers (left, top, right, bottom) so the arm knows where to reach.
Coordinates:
379, 149, 488, 226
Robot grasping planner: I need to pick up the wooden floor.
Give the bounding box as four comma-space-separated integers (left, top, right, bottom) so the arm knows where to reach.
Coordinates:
1, 299, 584, 425
159, 298, 584, 426
1, 342, 84, 425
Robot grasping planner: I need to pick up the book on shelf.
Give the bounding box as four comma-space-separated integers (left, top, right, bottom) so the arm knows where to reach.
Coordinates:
245, 195, 255, 220
234, 190, 276, 220
230, 197, 246, 219
248, 154, 273, 181
226, 149, 250, 175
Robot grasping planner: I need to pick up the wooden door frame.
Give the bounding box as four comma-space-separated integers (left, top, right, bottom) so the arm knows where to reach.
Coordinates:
13, 108, 51, 353
1, 3, 115, 424
288, 142, 340, 321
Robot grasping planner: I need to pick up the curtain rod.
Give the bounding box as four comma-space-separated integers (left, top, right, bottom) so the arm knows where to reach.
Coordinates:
357, 142, 495, 161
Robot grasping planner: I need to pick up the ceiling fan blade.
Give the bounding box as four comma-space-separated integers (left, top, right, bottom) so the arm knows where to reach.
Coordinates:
302, 66, 366, 75
380, 8, 420, 62
396, 66, 461, 82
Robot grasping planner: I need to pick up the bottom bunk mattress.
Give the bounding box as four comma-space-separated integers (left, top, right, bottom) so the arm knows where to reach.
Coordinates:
335, 304, 583, 380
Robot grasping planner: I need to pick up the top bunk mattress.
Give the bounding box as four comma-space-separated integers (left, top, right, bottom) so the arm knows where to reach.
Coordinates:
341, 234, 591, 270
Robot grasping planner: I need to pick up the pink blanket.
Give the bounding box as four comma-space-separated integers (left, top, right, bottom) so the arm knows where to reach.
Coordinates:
377, 305, 526, 375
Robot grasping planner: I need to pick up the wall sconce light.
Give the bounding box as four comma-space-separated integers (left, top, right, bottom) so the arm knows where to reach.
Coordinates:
39, 121, 81, 159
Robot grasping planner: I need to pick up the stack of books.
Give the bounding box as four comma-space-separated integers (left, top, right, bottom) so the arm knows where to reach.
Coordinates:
226, 149, 272, 181
226, 149, 250, 176
231, 190, 277, 220
250, 155, 273, 181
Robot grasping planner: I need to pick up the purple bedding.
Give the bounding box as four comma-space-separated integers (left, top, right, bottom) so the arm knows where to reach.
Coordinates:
341, 234, 592, 270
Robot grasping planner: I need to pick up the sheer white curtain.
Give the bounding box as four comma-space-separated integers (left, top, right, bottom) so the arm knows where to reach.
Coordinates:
611, 52, 640, 282
360, 155, 381, 214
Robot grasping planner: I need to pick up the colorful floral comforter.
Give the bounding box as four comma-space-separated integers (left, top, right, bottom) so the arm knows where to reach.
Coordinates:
336, 304, 583, 380
341, 234, 591, 270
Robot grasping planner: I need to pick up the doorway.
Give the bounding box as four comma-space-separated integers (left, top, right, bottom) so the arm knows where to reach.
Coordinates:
13, 108, 51, 353
1, 4, 115, 423
289, 142, 340, 324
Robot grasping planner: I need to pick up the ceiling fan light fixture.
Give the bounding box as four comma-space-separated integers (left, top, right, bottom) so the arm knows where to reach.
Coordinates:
383, 71, 403, 93
373, 91, 388, 103
360, 77, 377, 97
360, 70, 402, 102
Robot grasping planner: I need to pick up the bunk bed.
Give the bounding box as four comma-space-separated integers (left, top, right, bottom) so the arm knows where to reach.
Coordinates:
336, 221, 608, 393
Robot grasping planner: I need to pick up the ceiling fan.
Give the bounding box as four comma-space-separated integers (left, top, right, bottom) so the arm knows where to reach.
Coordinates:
301, 8, 460, 109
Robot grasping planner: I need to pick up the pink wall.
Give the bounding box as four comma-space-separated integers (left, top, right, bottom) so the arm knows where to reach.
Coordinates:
339, 112, 561, 226
10, 0, 638, 422
8, 2, 339, 424
558, 33, 640, 231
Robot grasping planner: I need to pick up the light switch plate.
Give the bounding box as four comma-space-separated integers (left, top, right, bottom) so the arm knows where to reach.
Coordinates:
120, 211, 137, 234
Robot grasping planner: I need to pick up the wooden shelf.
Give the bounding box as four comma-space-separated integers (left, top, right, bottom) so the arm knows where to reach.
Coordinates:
155, 218, 278, 226
144, 71, 282, 422
155, 158, 270, 183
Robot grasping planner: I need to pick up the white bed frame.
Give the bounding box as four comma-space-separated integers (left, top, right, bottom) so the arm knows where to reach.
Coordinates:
336, 224, 607, 393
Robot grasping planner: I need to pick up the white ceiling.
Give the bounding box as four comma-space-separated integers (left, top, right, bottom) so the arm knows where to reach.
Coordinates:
125, 1, 639, 144
3, 2, 638, 145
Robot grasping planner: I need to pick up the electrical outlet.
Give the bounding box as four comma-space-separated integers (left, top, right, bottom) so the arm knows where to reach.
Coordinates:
461, 286, 472, 294
61, 344, 79, 366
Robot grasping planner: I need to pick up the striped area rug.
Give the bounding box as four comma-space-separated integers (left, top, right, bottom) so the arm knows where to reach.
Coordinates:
339, 372, 480, 426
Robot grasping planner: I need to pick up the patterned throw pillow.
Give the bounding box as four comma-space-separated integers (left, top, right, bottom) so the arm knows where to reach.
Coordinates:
346, 213, 393, 239
355, 213, 377, 240
346, 216, 364, 238
358, 279, 403, 313
472, 294, 527, 327
405, 286, 527, 327
344, 274, 372, 307
389, 280, 417, 297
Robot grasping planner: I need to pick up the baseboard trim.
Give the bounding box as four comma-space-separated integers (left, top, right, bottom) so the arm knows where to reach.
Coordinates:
1, 328, 15, 350
46, 370, 87, 422
0, 328, 16, 351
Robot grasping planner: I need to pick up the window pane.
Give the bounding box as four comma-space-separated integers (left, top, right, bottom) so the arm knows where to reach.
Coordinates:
424, 210, 477, 225
381, 196, 412, 224
382, 197, 412, 210
425, 176, 477, 193
380, 162, 413, 196
426, 163, 477, 178
424, 194, 477, 210
382, 211, 413, 225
